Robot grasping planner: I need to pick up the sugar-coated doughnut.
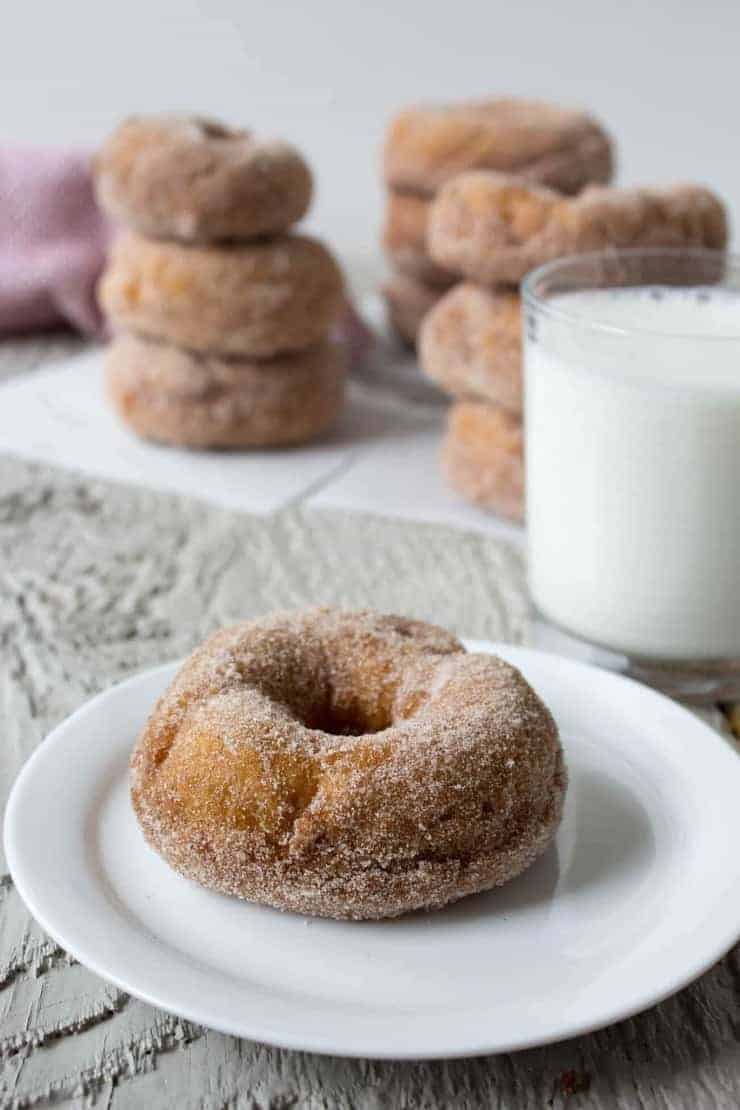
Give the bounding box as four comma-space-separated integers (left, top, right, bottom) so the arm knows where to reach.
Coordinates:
382, 271, 450, 347
383, 190, 456, 286
131, 607, 566, 920
428, 175, 728, 286
98, 231, 344, 358
95, 114, 313, 242
443, 401, 524, 521
106, 333, 345, 448
420, 283, 522, 413
384, 99, 613, 196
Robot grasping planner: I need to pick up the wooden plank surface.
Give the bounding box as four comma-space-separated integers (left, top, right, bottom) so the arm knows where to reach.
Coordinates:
0, 338, 738, 1109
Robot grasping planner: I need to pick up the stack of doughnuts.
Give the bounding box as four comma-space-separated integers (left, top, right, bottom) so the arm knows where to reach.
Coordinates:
381, 99, 613, 348
95, 115, 345, 448
411, 119, 728, 521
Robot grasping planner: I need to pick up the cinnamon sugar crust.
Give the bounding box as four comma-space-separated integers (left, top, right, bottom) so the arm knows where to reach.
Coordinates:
95, 114, 313, 242
131, 608, 565, 919
107, 333, 346, 448
420, 283, 522, 412
428, 175, 728, 286
98, 231, 344, 358
442, 402, 524, 521
384, 99, 613, 196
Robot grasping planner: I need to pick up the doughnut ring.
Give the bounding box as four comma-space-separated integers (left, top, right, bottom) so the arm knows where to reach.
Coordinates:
384, 99, 613, 196
106, 333, 346, 448
428, 175, 728, 286
420, 283, 522, 413
442, 401, 524, 521
94, 113, 313, 242
131, 607, 565, 919
98, 231, 344, 358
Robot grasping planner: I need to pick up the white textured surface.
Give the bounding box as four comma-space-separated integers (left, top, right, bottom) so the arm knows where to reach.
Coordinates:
0, 336, 738, 1108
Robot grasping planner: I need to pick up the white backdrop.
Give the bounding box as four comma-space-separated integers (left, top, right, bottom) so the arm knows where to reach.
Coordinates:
2, 0, 737, 293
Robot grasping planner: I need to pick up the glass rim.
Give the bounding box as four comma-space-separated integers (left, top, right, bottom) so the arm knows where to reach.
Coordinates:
521, 247, 740, 342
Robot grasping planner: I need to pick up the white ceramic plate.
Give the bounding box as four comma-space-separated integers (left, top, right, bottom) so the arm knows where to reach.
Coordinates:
6, 643, 740, 1059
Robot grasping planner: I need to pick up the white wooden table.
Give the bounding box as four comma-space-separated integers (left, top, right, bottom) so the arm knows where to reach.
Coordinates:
0, 334, 738, 1110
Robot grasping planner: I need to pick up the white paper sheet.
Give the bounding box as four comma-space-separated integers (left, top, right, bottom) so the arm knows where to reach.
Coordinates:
307, 417, 524, 544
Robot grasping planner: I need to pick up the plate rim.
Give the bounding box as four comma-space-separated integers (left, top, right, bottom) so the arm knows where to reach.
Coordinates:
5, 642, 740, 1059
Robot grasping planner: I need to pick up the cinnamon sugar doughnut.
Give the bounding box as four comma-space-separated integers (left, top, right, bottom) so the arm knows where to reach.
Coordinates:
443, 402, 524, 521
428, 175, 728, 286
383, 190, 456, 286
106, 333, 345, 448
95, 114, 313, 242
420, 283, 522, 413
384, 99, 613, 196
98, 231, 344, 358
131, 607, 565, 920
382, 271, 450, 347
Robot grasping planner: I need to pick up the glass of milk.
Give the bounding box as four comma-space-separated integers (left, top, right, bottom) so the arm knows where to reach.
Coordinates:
522, 248, 740, 702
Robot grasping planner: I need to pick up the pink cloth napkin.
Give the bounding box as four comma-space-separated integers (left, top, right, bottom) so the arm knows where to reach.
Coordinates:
0, 146, 111, 338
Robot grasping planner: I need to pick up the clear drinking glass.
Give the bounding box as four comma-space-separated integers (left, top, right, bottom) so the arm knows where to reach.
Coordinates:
522, 248, 740, 703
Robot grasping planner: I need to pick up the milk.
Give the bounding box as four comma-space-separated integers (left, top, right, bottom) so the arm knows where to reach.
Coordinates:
525, 286, 740, 660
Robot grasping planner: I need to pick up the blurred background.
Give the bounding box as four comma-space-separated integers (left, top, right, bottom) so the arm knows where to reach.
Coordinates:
2, 0, 737, 295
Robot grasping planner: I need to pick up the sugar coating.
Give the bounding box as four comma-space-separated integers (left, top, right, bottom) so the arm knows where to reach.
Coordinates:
94, 113, 313, 242
131, 607, 565, 920
443, 402, 524, 522
98, 231, 344, 359
106, 333, 346, 448
428, 175, 728, 286
420, 283, 522, 412
383, 99, 613, 196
